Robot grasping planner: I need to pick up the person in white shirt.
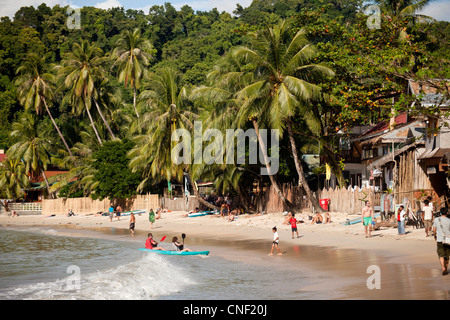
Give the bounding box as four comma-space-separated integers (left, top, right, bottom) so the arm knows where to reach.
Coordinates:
397, 205, 406, 235
422, 199, 434, 237
432, 207, 450, 275
269, 227, 282, 256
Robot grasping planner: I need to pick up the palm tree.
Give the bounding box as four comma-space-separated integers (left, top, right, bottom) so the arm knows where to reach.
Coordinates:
112, 28, 153, 118
374, 0, 434, 18
15, 53, 73, 157
129, 68, 193, 185
371, 0, 435, 40
0, 157, 30, 203
231, 21, 334, 211
8, 113, 53, 198
129, 68, 204, 205
58, 40, 115, 145
50, 130, 102, 196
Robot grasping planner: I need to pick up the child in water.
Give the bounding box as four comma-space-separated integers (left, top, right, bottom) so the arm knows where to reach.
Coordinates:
268, 226, 282, 256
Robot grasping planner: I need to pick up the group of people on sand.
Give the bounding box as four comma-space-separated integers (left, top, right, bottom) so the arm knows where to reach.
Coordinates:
204, 193, 233, 208
270, 210, 331, 256
362, 200, 450, 276
130, 207, 166, 236
283, 211, 331, 227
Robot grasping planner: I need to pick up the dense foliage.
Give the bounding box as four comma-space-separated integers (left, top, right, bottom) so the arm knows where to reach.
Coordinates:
0, 0, 448, 206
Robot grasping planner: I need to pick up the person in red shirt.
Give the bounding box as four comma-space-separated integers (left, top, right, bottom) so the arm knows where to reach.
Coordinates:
145, 233, 164, 250
290, 212, 299, 239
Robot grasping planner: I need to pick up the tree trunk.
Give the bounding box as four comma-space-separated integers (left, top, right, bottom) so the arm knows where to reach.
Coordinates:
286, 118, 324, 212
42, 97, 73, 157
236, 183, 256, 214
42, 170, 54, 199
85, 100, 103, 145
188, 174, 220, 211
133, 86, 139, 118
93, 97, 116, 140
252, 119, 295, 212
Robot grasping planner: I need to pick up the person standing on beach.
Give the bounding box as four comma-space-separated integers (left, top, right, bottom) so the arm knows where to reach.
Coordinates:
129, 213, 136, 236
422, 200, 434, 237
148, 208, 155, 229
397, 205, 406, 235
432, 207, 450, 275
269, 227, 282, 256
116, 205, 122, 221
108, 204, 114, 222
289, 213, 299, 239
362, 201, 374, 238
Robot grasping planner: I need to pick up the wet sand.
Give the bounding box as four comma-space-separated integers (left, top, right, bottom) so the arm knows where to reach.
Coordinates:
1, 211, 449, 299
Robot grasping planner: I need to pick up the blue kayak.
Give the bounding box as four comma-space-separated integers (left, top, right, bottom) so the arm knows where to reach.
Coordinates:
138, 248, 210, 256
188, 210, 213, 217
341, 213, 381, 225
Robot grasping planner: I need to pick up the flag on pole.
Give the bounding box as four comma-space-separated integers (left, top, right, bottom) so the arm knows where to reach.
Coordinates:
326, 163, 331, 180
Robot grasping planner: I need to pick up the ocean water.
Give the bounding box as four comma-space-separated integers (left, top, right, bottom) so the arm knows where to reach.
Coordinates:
0, 226, 335, 300
1, 226, 448, 300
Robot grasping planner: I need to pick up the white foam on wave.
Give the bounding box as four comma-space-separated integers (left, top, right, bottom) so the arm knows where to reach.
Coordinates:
0, 253, 197, 300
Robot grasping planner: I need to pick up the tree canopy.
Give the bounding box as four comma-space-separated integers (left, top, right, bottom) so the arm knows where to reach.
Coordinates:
0, 0, 448, 206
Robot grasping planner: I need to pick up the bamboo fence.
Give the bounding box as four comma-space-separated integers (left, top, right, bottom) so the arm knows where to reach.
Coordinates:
42, 194, 159, 215
257, 184, 381, 214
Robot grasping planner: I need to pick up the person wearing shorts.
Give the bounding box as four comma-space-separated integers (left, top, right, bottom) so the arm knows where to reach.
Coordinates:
269, 227, 282, 256
289, 212, 299, 239
129, 212, 135, 236
361, 201, 374, 238
108, 205, 114, 222
422, 199, 434, 237
432, 207, 450, 275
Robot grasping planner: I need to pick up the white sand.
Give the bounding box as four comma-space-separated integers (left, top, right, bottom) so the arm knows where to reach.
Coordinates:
0, 210, 438, 266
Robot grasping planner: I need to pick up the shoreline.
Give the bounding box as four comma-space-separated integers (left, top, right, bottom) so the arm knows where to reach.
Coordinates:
1, 210, 449, 299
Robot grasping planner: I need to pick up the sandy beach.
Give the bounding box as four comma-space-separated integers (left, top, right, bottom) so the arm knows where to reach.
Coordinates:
1, 210, 449, 299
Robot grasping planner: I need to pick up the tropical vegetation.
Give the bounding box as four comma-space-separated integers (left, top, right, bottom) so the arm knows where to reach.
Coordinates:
0, 0, 448, 211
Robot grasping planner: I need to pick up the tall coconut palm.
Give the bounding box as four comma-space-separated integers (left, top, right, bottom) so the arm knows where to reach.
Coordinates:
228, 21, 334, 211
372, 0, 435, 40
130, 68, 194, 185
129, 68, 203, 204
0, 157, 30, 203
374, 0, 434, 18
15, 53, 73, 157
8, 113, 53, 198
129, 68, 194, 183
50, 130, 102, 196
112, 28, 153, 118
58, 41, 115, 145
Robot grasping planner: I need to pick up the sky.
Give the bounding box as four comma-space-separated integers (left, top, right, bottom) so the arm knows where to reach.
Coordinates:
0, 0, 449, 21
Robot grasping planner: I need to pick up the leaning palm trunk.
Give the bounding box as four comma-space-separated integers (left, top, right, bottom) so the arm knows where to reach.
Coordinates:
189, 174, 219, 211
252, 119, 295, 211
85, 100, 103, 146
286, 118, 324, 212
93, 97, 116, 140
133, 86, 139, 118
42, 97, 73, 157
42, 170, 54, 199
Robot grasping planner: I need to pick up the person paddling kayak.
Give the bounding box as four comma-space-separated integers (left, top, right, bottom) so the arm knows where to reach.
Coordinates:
172, 236, 191, 252
145, 233, 164, 250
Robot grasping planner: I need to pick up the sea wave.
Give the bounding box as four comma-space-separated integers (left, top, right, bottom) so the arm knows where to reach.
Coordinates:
0, 253, 196, 300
